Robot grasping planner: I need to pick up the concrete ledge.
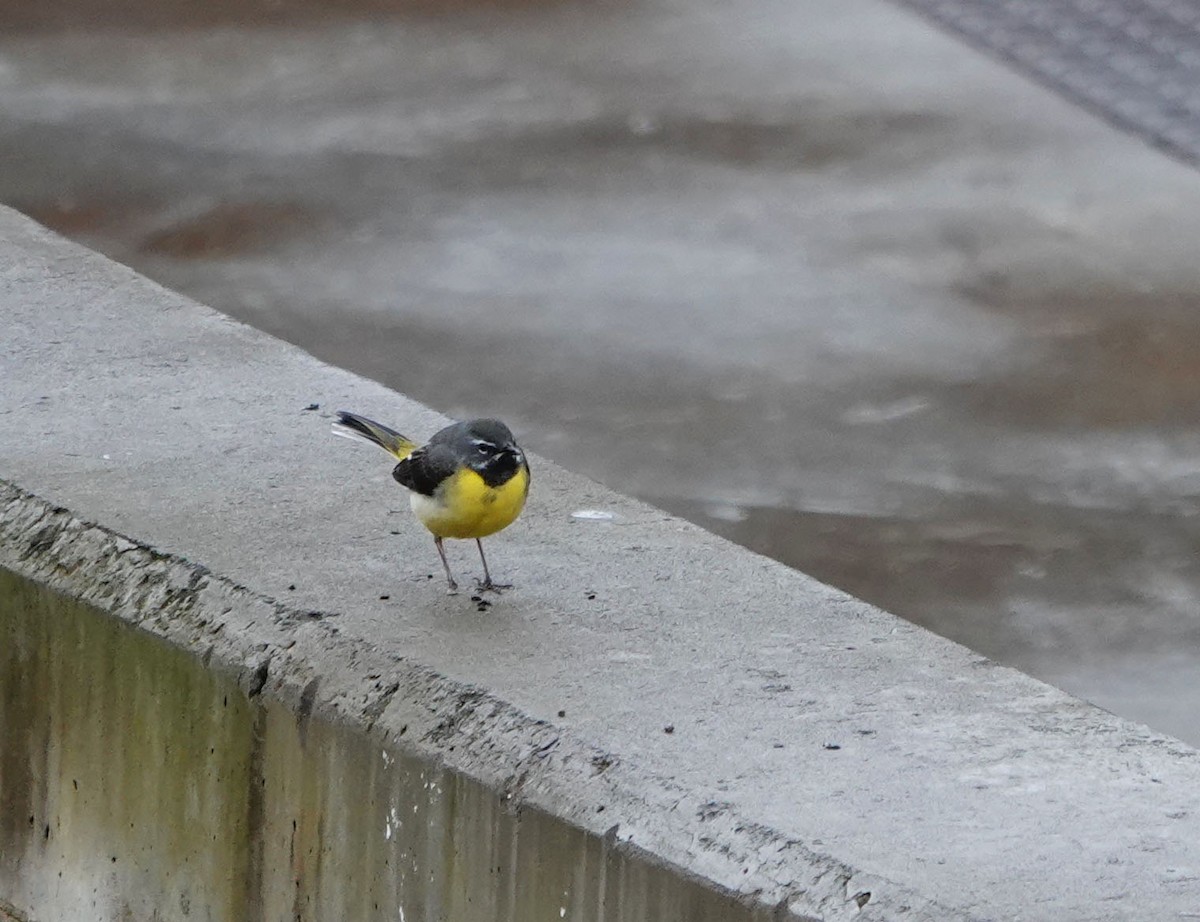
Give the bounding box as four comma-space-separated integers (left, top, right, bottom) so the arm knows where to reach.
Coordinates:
3, 203, 1200, 919
1, 483, 923, 921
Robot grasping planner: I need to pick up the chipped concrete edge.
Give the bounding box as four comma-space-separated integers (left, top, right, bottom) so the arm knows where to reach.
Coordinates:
0, 898, 30, 922
0, 480, 975, 922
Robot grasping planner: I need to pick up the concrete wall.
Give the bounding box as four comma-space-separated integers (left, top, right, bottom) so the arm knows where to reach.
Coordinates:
1, 570, 766, 922
3, 205, 1200, 920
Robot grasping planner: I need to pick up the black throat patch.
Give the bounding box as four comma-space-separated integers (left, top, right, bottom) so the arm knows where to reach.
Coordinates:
474, 451, 521, 488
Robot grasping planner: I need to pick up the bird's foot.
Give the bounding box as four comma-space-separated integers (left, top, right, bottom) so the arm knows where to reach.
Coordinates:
445, 578, 459, 596
475, 578, 512, 594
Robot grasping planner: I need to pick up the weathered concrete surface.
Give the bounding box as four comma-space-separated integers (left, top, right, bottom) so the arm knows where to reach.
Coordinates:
1, 570, 771, 922
6, 0, 1200, 747
4, 211, 1200, 918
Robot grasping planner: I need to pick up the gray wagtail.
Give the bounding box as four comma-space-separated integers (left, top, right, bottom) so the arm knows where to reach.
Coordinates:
333, 411, 530, 593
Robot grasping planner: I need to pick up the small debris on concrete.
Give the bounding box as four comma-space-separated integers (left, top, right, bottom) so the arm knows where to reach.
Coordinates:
287, 584, 296, 591
557, 709, 566, 717
571, 509, 615, 522
379, 594, 390, 601
302, 403, 319, 411
664, 725, 675, 734
823, 742, 841, 751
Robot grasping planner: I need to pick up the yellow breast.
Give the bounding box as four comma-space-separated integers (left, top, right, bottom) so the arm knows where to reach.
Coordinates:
409, 464, 530, 539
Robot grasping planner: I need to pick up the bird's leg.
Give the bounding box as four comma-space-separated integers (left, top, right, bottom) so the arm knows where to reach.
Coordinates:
434, 536, 458, 595
474, 539, 512, 593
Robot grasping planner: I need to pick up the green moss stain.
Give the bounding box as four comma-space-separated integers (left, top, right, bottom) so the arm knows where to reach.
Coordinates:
1, 569, 771, 921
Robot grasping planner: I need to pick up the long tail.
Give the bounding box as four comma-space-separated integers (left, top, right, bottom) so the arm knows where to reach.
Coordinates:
332, 411, 417, 460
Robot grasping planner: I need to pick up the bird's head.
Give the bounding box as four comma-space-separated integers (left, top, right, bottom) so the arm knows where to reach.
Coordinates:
464, 419, 526, 480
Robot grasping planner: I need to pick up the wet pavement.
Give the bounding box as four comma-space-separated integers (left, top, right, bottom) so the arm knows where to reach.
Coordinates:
893, 0, 1200, 169
5, 0, 1200, 742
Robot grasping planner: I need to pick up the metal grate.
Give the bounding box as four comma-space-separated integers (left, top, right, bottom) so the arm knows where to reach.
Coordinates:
890, 0, 1200, 166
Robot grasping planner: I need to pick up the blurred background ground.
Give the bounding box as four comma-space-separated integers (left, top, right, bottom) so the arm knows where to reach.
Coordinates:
5, 0, 1200, 741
